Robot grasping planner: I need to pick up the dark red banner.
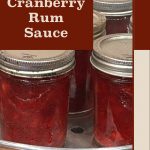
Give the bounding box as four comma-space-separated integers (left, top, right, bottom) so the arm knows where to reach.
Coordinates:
134, 0, 150, 50
0, 0, 93, 50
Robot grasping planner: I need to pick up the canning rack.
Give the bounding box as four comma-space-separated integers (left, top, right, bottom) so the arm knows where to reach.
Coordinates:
0, 114, 132, 150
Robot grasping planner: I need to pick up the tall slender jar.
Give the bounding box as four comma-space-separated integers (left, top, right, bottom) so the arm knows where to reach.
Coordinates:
69, 12, 106, 115
91, 34, 133, 147
94, 0, 132, 34
0, 50, 75, 147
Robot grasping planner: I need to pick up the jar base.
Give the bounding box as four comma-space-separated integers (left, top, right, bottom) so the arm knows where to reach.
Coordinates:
69, 108, 93, 118
94, 137, 131, 148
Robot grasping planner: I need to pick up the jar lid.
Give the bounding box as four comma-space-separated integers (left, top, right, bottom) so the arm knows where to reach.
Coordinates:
93, 11, 106, 39
0, 50, 75, 78
94, 0, 132, 16
91, 33, 132, 77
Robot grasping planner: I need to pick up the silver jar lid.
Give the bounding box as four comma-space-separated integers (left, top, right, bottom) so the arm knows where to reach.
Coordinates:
93, 11, 106, 39
91, 33, 132, 78
94, 0, 132, 16
0, 50, 75, 78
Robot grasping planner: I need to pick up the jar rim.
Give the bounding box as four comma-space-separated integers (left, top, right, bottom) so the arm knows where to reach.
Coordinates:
94, 0, 132, 16
94, 30, 106, 40
0, 50, 75, 78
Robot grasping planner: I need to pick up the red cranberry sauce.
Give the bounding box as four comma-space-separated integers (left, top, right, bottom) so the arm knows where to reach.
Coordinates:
106, 16, 131, 34
94, 70, 133, 147
0, 71, 71, 147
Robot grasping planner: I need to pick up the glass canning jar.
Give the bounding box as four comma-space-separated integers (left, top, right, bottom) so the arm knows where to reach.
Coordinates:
94, 0, 132, 34
0, 50, 75, 147
69, 12, 106, 115
91, 34, 133, 147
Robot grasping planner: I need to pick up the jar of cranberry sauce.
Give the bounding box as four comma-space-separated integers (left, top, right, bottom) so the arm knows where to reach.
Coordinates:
91, 34, 133, 147
0, 50, 75, 147
94, 0, 132, 34
69, 12, 106, 115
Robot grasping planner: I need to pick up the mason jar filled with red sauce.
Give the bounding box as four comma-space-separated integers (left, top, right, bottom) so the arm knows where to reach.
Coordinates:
0, 50, 75, 147
94, 0, 132, 34
69, 12, 106, 115
91, 34, 133, 147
